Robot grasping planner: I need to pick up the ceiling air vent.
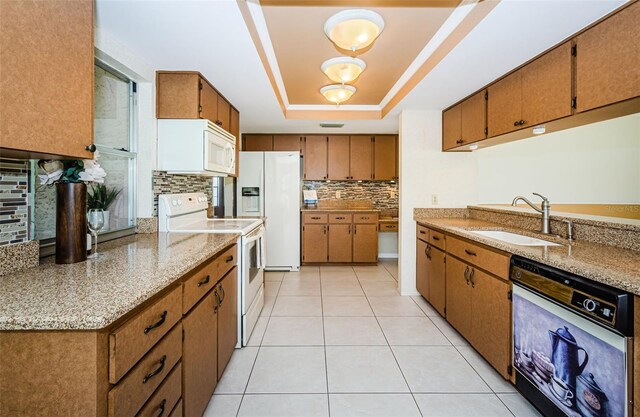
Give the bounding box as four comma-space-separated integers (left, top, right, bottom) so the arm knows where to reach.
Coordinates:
320, 123, 344, 128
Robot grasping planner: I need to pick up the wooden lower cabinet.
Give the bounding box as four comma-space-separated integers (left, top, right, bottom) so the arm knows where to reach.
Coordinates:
217, 269, 238, 379
329, 224, 353, 262
445, 256, 473, 337
302, 224, 328, 263
416, 238, 429, 299
428, 246, 446, 316
353, 223, 378, 263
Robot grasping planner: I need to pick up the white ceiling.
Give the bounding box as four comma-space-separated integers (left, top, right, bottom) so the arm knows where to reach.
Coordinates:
95, 0, 628, 134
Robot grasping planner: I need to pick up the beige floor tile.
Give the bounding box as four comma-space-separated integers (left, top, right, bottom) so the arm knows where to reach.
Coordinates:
264, 271, 285, 282
368, 296, 425, 317
203, 395, 242, 417
260, 296, 276, 317
354, 270, 396, 282
214, 347, 259, 394
360, 280, 400, 296
264, 281, 281, 296
246, 347, 327, 393
456, 346, 516, 393
414, 394, 513, 417
329, 394, 421, 417
262, 317, 324, 346
497, 393, 544, 417
428, 316, 470, 346
247, 316, 269, 346
237, 394, 329, 417
284, 268, 320, 280
324, 317, 386, 345
272, 295, 323, 317
377, 317, 450, 346
410, 295, 440, 317
322, 296, 374, 317
321, 279, 364, 296
320, 265, 355, 273
278, 278, 321, 296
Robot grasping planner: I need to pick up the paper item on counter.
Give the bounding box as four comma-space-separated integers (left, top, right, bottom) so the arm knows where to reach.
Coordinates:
303, 190, 318, 204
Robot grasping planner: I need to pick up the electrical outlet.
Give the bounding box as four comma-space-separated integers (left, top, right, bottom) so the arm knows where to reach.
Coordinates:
336, 190, 341, 199
431, 194, 439, 205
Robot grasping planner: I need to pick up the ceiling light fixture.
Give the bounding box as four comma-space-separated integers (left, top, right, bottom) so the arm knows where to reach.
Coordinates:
324, 9, 385, 52
320, 84, 356, 105
321, 57, 366, 83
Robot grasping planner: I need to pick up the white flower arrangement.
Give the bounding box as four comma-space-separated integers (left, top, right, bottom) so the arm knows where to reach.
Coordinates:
38, 151, 107, 186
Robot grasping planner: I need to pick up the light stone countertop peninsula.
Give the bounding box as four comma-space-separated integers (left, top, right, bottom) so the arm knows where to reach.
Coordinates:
414, 216, 640, 296
0, 232, 238, 331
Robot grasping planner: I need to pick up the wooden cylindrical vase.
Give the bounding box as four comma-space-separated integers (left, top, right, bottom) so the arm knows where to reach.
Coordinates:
56, 182, 87, 264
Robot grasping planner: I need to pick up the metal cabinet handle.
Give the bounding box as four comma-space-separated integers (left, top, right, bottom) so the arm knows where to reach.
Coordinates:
197, 275, 210, 287
354, 225, 357, 234
225, 255, 234, 263
464, 266, 470, 285
323, 225, 327, 234
219, 285, 225, 306
432, 236, 440, 241
85, 144, 97, 152
419, 230, 426, 235
456, 139, 464, 144
144, 311, 167, 334
143, 355, 167, 383
464, 249, 477, 256
311, 216, 321, 220
469, 268, 476, 288
348, 224, 351, 234
214, 289, 221, 313
156, 399, 167, 417
336, 217, 345, 220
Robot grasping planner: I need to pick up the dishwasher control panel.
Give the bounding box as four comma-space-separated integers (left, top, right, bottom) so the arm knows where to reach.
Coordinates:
570, 291, 616, 326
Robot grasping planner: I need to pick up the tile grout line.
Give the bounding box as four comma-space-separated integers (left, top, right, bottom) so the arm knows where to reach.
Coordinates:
320, 267, 331, 417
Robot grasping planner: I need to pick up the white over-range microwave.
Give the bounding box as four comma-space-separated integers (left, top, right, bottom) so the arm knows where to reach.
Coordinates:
157, 119, 236, 176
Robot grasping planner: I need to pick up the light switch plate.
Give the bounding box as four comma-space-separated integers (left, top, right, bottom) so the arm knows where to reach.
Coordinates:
336, 191, 341, 199
431, 194, 439, 205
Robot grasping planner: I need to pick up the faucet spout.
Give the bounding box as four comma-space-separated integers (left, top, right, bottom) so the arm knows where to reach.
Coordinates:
511, 196, 543, 213
511, 193, 551, 234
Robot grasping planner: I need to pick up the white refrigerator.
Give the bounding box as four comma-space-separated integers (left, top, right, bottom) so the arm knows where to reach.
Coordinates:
237, 152, 301, 271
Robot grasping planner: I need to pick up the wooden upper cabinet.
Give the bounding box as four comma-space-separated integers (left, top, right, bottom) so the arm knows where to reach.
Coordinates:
243, 135, 273, 151
576, 2, 640, 113
460, 90, 487, 144
488, 71, 522, 137
216, 94, 231, 131
199, 79, 219, 123
521, 42, 572, 127
304, 136, 328, 180
0, 0, 94, 159
373, 135, 397, 180
328, 136, 350, 180
273, 135, 302, 153
349, 136, 373, 180
442, 104, 462, 150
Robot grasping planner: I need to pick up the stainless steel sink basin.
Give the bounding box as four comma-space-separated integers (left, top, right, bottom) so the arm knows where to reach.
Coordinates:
467, 230, 561, 247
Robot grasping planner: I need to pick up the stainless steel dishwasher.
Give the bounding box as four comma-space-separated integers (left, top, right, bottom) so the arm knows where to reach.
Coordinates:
510, 255, 634, 417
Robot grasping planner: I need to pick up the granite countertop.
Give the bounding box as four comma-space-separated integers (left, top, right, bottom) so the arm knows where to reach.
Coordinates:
0, 232, 238, 331
301, 207, 381, 213
414, 216, 640, 295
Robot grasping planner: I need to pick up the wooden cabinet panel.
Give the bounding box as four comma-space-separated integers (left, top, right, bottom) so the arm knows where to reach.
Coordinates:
137, 362, 182, 417
303, 224, 328, 263
169, 399, 183, 417
353, 213, 378, 224
243, 135, 273, 151
445, 256, 472, 339
442, 104, 462, 150
487, 71, 522, 137
217, 268, 238, 379
273, 135, 302, 152
0, 0, 94, 159
521, 42, 572, 127
374, 135, 397, 180
328, 224, 353, 263
200, 79, 219, 123
428, 246, 446, 317
183, 261, 217, 315
304, 136, 328, 180
328, 135, 351, 180
576, 2, 640, 112
329, 213, 352, 223
183, 291, 218, 417
303, 213, 328, 224
349, 135, 373, 180
447, 235, 510, 279
470, 268, 511, 379
156, 73, 200, 119
353, 224, 378, 263
428, 229, 446, 251
460, 90, 487, 144
417, 224, 429, 241
216, 94, 231, 131
416, 239, 429, 299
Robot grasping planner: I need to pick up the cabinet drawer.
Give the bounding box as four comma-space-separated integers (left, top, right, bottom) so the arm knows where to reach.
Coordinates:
108, 323, 182, 417
109, 285, 182, 384
183, 261, 217, 315
429, 229, 446, 250
136, 362, 182, 417
329, 213, 352, 223
417, 224, 429, 242
353, 213, 378, 223
379, 222, 398, 232
303, 213, 328, 224
214, 244, 237, 280
447, 235, 510, 278
168, 399, 183, 417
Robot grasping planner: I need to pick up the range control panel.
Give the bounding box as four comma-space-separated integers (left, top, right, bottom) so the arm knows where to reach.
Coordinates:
570, 291, 616, 325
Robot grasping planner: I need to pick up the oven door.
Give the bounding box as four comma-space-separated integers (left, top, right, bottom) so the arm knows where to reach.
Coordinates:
513, 284, 630, 417
204, 130, 235, 175
242, 226, 265, 313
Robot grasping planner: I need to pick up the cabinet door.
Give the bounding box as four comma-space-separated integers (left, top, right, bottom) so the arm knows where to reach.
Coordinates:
200, 78, 219, 123
304, 136, 328, 180
460, 90, 486, 144
521, 42, 572, 127
217, 268, 238, 379
416, 239, 429, 299
183, 291, 218, 417
328, 135, 350, 180
349, 136, 373, 180
373, 135, 397, 180
576, 3, 640, 112
445, 256, 472, 340
0, 0, 94, 159
487, 71, 522, 137
353, 224, 378, 263
427, 246, 446, 317
273, 135, 301, 152
156, 73, 200, 119
243, 135, 273, 151
328, 224, 353, 262
442, 104, 462, 150
303, 224, 328, 263
217, 95, 231, 132
470, 268, 511, 379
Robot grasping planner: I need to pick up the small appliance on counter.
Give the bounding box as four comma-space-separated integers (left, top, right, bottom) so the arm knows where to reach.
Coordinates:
303, 190, 318, 209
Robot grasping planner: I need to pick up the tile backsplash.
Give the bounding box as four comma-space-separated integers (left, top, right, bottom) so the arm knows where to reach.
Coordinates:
303, 180, 398, 210
0, 159, 31, 245
152, 171, 213, 216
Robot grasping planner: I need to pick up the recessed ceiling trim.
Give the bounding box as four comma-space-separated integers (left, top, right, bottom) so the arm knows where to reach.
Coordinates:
288, 104, 381, 111
260, 0, 462, 7
286, 108, 381, 120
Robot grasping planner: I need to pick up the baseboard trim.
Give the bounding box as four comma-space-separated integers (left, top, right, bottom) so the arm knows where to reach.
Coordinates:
378, 253, 399, 259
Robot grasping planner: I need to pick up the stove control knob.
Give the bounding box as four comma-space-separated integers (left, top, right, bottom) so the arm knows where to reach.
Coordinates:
171, 199, 178, 206
583, 298, 597, 312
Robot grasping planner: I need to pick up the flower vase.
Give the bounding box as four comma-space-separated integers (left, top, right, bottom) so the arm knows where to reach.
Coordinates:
56, 182, 88, 264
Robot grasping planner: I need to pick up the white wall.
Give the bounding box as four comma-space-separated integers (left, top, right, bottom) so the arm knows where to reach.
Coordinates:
378, 232, 398, 258
476, 114, 640, 204
398, 110, 478, 295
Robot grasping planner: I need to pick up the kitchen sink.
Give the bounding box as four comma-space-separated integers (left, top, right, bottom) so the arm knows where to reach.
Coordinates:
467, 230, 561, 246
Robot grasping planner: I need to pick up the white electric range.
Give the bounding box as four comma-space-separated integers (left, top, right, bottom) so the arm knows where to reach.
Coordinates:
158, 192, 265, 347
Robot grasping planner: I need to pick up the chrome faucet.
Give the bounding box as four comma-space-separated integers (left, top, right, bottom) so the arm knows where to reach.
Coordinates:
511, 193, 551, 234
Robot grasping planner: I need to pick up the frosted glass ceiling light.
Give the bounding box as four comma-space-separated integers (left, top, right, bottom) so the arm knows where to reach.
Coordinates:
324, 9, 385, 52
320, 84, 356, 105
321, 57, 367, 83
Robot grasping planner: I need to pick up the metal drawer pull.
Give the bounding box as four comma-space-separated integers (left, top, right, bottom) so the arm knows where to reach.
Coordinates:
143, 355, 167, 383
464, 249, 477, 256
469, 268, 476, 288
464, 266, 470, 285
219, 285, 225, 306
419, 230, 426, 234
311, 216, 321, 220
361, 217, 370, 220
225, 255, 234, 263
156, 399, 167, 417
197, 275, 210, 287
214, 290, 221, 313
336, 217, 345, 219
144, 311, 168, 334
